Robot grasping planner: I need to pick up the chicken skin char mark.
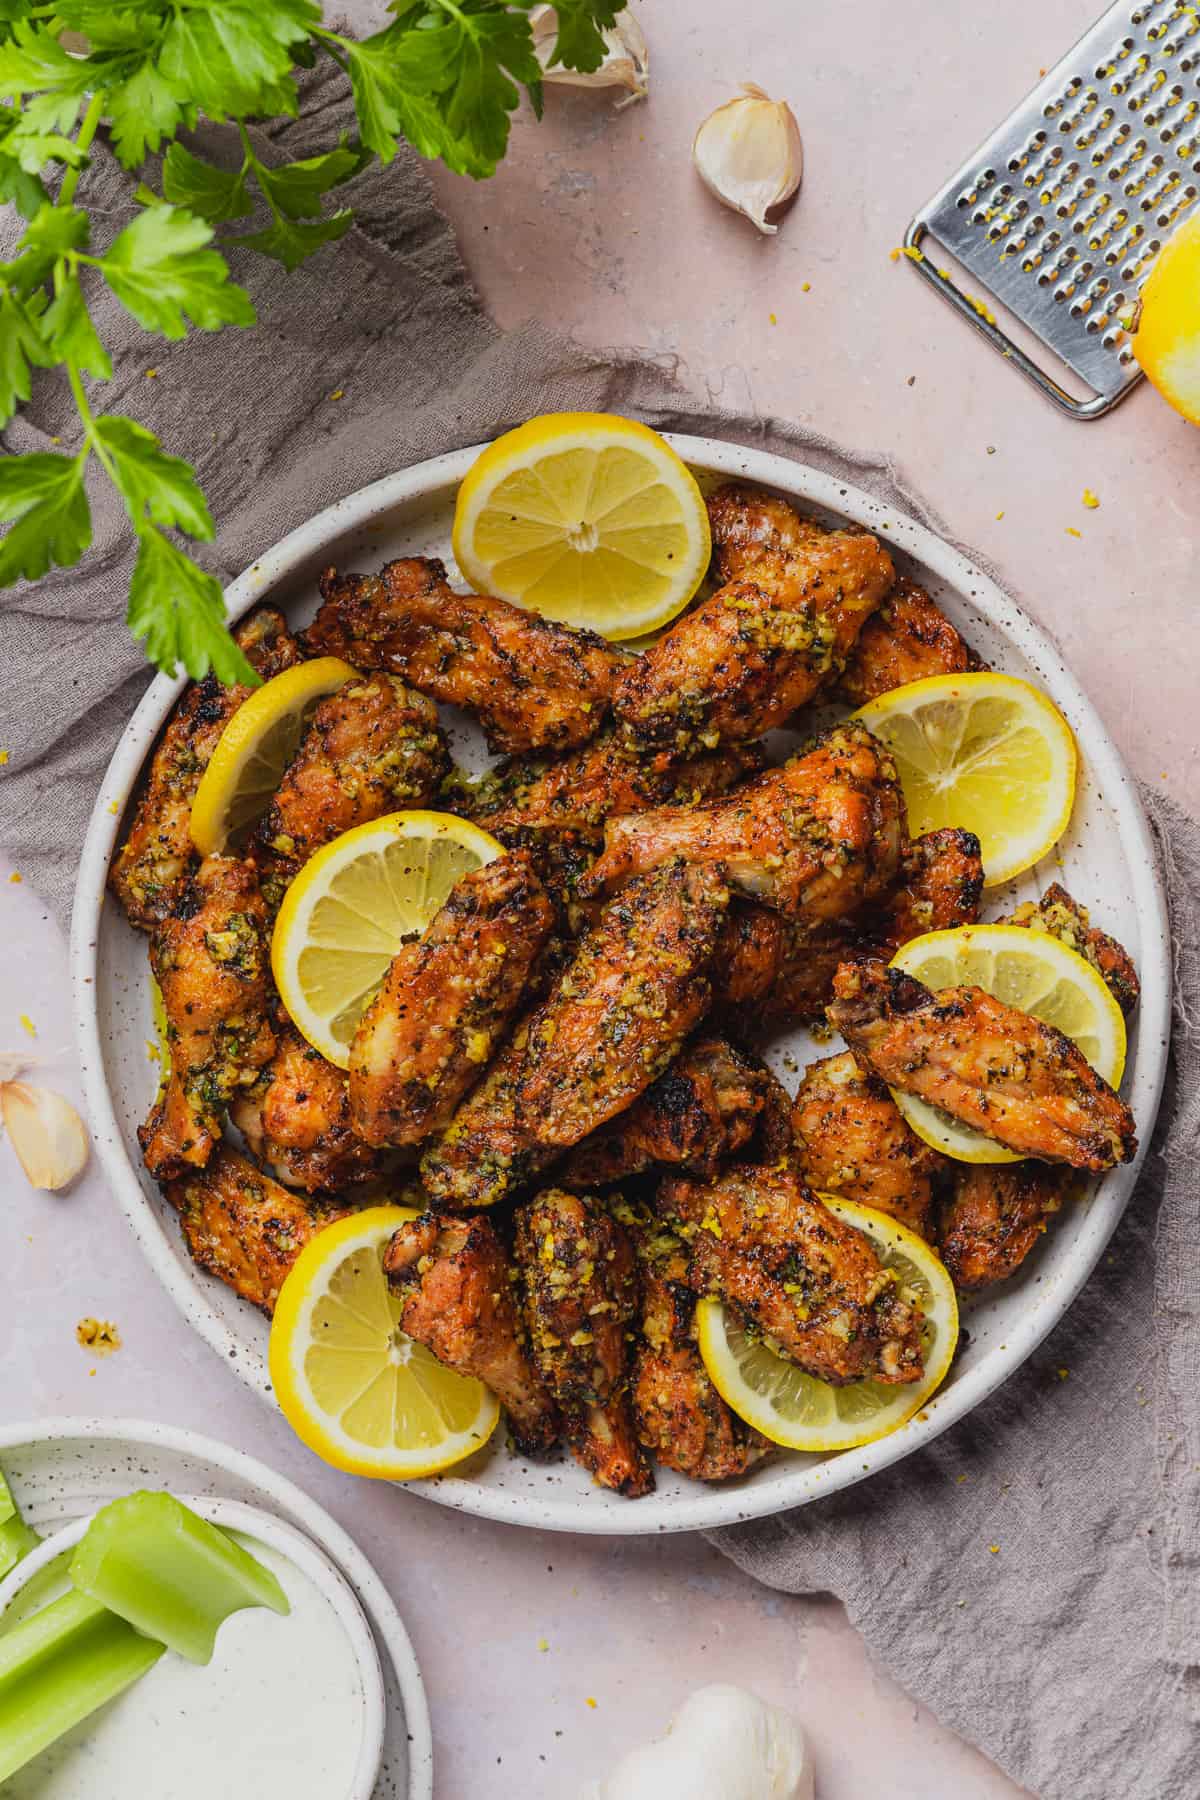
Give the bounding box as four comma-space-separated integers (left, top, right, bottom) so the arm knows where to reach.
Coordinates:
790, 1050, 946, 1239
349, 851, 555, 1149
513, 1188, 653, 1498
140, 855, 276, 1182
827, 962, 1137, 1172
110, 607, 301, 930
229, 1023, 387, 1193
384, 1211, 560, 1459
662, 1163, 926, 1386
836, 576, 981, 706
304, 557, 624, 755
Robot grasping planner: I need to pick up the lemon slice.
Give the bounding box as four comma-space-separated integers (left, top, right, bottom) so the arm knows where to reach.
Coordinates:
889, 923, 1127, 1164
1132, 212, 1200, 426
855, 671, 1077, 886
272, 810, 503, 1068
451, 412, 712, 640
696, 1196, 958, 1454
190, 656, 357, 855
269, 1206, 499, 1479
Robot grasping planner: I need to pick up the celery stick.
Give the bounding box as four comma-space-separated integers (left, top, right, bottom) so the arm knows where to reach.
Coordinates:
0, 1589, 165, 1783
0, 1469, 39, 1580
69, 1492, 289, 1665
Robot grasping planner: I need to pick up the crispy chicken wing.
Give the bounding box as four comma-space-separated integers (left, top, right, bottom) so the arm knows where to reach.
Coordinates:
140, 856, 275, 1181
878, 827, 984, 950
613, 491, 893, 753
110, 608, 301, 929
662, 1163, 925, 1385
558, 1035, 766, 1186
349, 852, 554, 1148
513, 1188, 653, 1497
623, 1202, 770, 1482
1003, 883, 1140, 1017
827, 962, 1137, 1171
583, 723, 906, 929
230, 1023, 386, 1192
168, 1144, 351, 1315
418, 1017, 556, 1211
305, 557, 624, 754
938, 1162, 1067, 1291
517, 862, 730, 1148
836, 576, 980, 706
384, 1212, 560, 1458
254, 674, 447, 902
790, 1051, 946, 1238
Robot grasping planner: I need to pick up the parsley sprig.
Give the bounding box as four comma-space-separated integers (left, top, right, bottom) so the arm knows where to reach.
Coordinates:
0, 0, 625, 684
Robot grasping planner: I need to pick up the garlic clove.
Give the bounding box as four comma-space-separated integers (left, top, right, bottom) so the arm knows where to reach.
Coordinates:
0, 1081, 90, 1191
530, 5, 650, 107
692, 83, 803, 235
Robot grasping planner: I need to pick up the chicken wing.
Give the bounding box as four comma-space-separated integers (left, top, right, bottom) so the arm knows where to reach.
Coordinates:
624, 1202, 770, 1482
836, 576, 980, 706
827, 962, 1137, 1171
230, 1023, 387, 1193
707, 483, 826, 579
1003, 883, 1140, 1017
517, 861, 730, 1148
418, 1016, 557, 1211
790, 1051, 946, 1238
140, 856, 276, 1181
349, 852, 555, 1148
662, 1163, 925, 1385
168, 1143, 351, 1315
583, 723, 906, 928
613, 492, 893, 753
513, 1188, 653, 1497
110, 607, 301, 929
558, 1035, 766, 1186
304, 557, 624, 754
877, 827, 984, 950
254, 674, 448, 903
938, 1162, 1067, 1291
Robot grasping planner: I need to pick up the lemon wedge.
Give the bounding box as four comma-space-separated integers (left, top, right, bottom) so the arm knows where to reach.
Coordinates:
271, 810, 503, 1068
451, 412, 712, 640
269, 1206, 499, 1479
855, 671, 1077, 886
190, 656, 357, 855
696, 1196, 958, 1454
1132, 212, 1200, 426
889, 923, 1127, 1163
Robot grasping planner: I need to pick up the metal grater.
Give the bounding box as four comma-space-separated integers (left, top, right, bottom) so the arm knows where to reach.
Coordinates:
905, 0, 1200, 418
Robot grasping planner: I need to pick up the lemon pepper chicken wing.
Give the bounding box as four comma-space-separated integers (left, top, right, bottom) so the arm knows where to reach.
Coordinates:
517, 861, 730, 1149
513, 1188, 653, 1497
938, 1163, 1067, 1292
230, 1024, 387, 1193
139, 856, 276, 1181
662, 1163, 925, 1385
827, 962, 1137, 1171
349, 852, 555, 1149
836, 576, 981, 706
1003, 883, 1141, 1018
304, 557, 624, 755
384, 1212, 560, 1459
790, 1051, 947, 1238
419, 1017, 557, 1212
878, 827, 984, 951
110, 607, 301, 929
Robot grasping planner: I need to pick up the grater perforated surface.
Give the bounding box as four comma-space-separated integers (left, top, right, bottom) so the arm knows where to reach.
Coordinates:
905, 0, 1200, 417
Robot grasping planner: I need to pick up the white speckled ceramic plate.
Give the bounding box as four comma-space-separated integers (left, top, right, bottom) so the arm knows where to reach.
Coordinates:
0, 1418, 433, 1798
70, 438, 1170, 1536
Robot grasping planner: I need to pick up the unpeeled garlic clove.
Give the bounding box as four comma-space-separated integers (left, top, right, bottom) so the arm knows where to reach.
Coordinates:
692, 84, 803, 234
0, 1081, 89, 1191
529, 5, 649, 107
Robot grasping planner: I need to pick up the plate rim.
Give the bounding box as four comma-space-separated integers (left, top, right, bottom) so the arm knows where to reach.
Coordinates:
69, 434, 1171, 1536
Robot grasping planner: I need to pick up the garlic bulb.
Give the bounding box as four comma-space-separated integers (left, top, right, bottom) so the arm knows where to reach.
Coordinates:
0, 1081, 89, 1191
529, 5, 649, 107
692, 85, 803, 235
580, 1684, 814, 1800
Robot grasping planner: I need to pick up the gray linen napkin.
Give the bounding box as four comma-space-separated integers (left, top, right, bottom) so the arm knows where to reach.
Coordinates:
2, 71, 1196, 1800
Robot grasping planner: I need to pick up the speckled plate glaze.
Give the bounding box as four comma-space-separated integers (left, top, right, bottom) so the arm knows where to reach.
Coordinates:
0, 1419, 433, 1799
71, 438, 1170, 1536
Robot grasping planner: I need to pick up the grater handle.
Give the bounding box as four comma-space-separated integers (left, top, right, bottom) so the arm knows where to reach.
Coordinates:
901, 219, 1132, 422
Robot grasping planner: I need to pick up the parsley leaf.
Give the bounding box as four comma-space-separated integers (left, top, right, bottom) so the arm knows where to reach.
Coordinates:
157, 0, 320, 122
127, 525, 256, 685
0, 450, 92, 586
336, 24, 455, 168
0, 288, 53, 427
94, 415, 215, 538
254, 139, 362, 218
0, 22, 95, 103
107, 62, 195, 169
229, 208, 353, 272
6, 202, 90, 294
40, 277, 112, 381
100, 206, 256, 339
533, 0, 624, 71
162, 143, 253, 224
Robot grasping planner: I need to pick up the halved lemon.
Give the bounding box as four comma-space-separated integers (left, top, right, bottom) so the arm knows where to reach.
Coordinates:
1131, 212, 1200, 426
696, 1196, 958, 1454
269, 1207, 499, 1479
889, 923, 1127, 1163
190, 656, 357, 855
272, 810, 503, 1068
855, 671, 1077, 886
451, 412, 711, 640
